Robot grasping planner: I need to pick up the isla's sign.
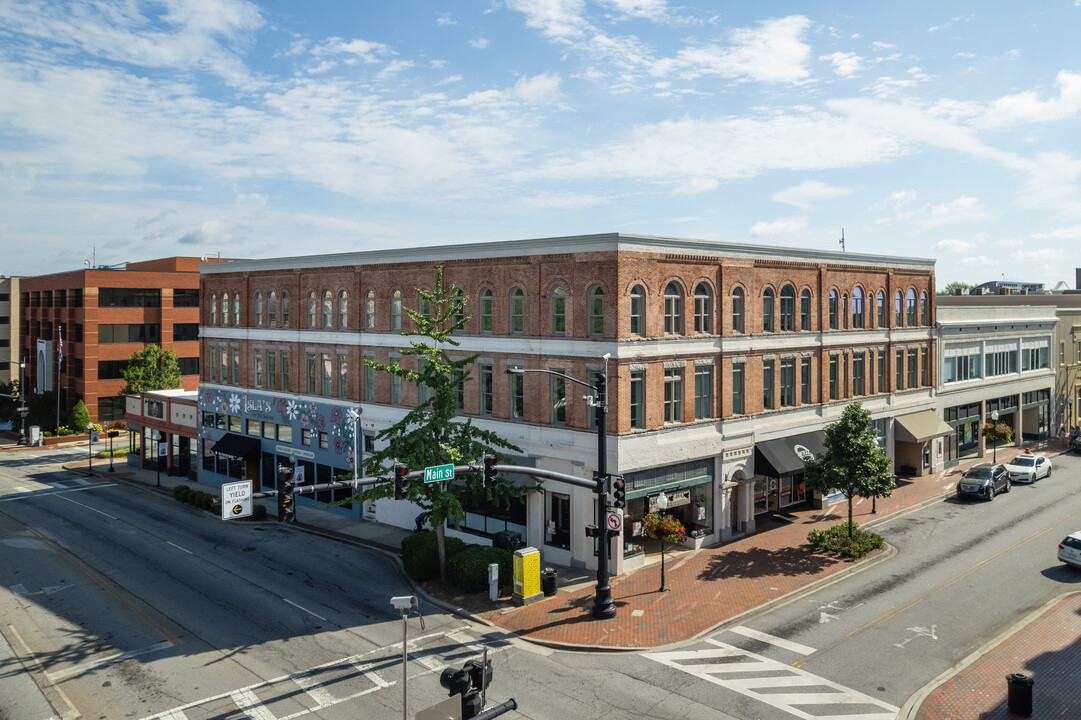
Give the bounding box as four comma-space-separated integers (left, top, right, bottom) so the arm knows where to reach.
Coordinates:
244, 397, 274, 415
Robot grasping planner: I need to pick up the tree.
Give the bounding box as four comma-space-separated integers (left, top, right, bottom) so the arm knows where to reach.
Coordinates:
803, 402, 895, 539
938, 281, 973, 296
352, 267, 526, 583
0, 379, 17, 425
120, 344, 182, 395
27, 390, 57, 432
68, 399, 91, 434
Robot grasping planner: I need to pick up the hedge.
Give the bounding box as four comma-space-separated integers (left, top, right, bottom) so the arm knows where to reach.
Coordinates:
807, 522, 884, 559
448, 545, 514, 593
401, 532, 467, 582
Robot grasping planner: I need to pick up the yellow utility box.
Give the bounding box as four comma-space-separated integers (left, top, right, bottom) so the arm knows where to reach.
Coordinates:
512, 546, 543, 606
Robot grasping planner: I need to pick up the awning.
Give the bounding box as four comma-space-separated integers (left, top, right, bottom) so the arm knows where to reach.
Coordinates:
895, 411, 953, 443
209, 433, 261, 461
754, 431, 826, 478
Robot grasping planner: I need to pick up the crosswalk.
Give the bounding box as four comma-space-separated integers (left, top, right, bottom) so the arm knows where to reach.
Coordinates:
138, 627, 497, 720
644, 629, 898, 720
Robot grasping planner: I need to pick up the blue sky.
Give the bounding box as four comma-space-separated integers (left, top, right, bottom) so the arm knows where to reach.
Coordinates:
2, 1, 1080, 288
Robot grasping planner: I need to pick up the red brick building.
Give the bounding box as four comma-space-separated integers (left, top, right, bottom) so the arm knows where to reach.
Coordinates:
199, 234, 937, 572
19, 257, 225, 424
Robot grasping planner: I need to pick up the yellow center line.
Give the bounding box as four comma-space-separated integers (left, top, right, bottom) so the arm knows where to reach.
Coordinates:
793, 506, 1081, 667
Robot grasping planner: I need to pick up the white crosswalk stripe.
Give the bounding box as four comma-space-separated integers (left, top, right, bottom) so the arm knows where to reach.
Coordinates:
644, 639, 898, 720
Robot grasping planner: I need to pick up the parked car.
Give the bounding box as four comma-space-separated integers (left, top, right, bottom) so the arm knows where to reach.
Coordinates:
956, 463, 1010, 501
1004, 454, 1052, 483
1072, 435, 1081, 453
1058, 532, 1081, 568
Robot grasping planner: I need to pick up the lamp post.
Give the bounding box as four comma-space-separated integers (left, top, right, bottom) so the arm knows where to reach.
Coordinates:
155, 431, 162, 487
1068, 396, 1075, 437
656, 491, 670, 593
107, 422, 115, 472
87, 422, 94, 475
991, 410, 999, 463
347, 407, 363, 488
506, 359, 616, 620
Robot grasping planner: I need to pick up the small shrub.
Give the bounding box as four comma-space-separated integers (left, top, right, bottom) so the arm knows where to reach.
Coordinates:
808, 522, 883, 559
186, 491, 201, 506
173, 484, 191, 501
250, 504, 267, 521
401, 532, 467, 582
448, 545, 513, 593
199, 493, 214, 510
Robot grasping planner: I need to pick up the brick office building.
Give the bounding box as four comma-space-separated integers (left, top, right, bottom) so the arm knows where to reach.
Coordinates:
198, 234, 937, 573
19, 257, 223, 424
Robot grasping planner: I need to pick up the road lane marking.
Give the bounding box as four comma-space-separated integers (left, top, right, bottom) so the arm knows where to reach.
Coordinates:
727, 627, 816, 656
166, 541, 193, 555
0, 483, 118, 503
7, 623, 81, 720
645, 642, 898, 720
283, 598, 327, 621
45, 641, 174, 682
231, 689, 277, 720
55, 493, 117, 519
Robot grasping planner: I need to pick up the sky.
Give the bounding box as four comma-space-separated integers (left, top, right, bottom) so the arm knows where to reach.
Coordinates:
2, 1, 1080, 289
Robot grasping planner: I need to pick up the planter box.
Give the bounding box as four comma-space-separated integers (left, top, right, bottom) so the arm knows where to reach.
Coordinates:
681, 534, 707, 550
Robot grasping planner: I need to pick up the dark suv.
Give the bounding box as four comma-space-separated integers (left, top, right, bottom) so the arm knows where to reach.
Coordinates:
957, 463, 1010, 501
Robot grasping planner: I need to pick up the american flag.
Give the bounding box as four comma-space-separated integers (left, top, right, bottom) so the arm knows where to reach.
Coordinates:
57, 333, 63, 370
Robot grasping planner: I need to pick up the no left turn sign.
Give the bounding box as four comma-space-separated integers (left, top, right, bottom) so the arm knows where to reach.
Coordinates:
606, 512, 622, 533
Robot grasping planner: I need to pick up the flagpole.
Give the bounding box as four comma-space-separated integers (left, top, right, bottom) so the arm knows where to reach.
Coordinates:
56, 325, 62, 430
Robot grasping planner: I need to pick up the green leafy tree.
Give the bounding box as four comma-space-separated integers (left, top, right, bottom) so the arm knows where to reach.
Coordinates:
120, 344, 182, 395
351, 267, 526, 583
68, 399, 91, 434
938, 281, 973, 296
27, 390, 57, 432
0, 379, 17, 425
803, 402, 895, 539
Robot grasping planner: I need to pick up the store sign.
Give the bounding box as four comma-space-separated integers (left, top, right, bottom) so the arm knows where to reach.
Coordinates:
146, 400, 164, 419
648, 488, 691, 512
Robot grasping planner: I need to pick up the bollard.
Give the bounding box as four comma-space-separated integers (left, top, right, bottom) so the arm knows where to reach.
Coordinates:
488, 563, 499, 602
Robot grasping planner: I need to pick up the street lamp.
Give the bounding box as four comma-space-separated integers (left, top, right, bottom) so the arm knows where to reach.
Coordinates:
155, 431, 162, 487
347, 407, 363, 488
991, 410, 999, 463
87, 422, 94, 474
656, 491, 670, 593
506, 358, 616, 620
1068, 396, 1075, 436
107, 422, 115, 472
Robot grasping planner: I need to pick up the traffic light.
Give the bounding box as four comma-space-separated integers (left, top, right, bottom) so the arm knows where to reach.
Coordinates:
278, 474, 295, 523
482, 455, 497, 486
439, 658, 493, 720
393, 464, 409, 500
610, 475, 626, 509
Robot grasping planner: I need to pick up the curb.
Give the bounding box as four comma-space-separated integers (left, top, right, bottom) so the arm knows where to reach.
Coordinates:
896, 590, 1081, 720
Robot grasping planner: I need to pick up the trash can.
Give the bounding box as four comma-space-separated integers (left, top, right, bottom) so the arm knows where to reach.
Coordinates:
1006, 673, 1033, 715
540, 568, 557, 597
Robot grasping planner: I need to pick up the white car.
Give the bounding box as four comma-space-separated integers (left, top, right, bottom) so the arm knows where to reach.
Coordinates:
1004, 454, 1052, 483
1058, 532, 1081, 568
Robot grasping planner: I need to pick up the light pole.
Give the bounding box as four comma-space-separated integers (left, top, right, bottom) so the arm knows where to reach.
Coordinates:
347, 407, 363, 488
655, 491, 671, 592
991, 410, 999, 463
107, 422, 115, 472
87, 422, 94, 474
506, 358, 616, 620
1068, 396, 1075, 437
155, 431, 162, 487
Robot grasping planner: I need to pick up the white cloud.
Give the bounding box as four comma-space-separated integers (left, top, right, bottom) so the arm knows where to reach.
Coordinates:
973, 70, 1081, 128
958, 255, 995, 267
377, 59, 415, 79
510, 72, 562, 103
601, 0, 668, 21
312, 37, 394, 64
673, 178, 719, 195
773, 180, 852, 210
505, 0, 589, 42
933, 238, 978, 253
178, 219, 235, 246
436, 13, 457, 26
471, 37, 490, 49
1030, 224, 1081, 241
820, 51, 863, 77
749, 216, 808, 237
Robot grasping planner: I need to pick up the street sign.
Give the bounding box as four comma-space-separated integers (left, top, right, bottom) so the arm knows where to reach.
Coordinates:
424, 463, 454, 483
221, 481, 252, 520
606, 511, 622, 533
16, 406, 28, 414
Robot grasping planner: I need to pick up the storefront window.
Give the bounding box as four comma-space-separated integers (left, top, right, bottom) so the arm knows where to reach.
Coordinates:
544, 492, 570, 550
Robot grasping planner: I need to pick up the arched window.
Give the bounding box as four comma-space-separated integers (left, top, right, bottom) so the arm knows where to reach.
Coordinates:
732, 288, 744, 333
268, 291, 278, 326
763, 288, 774, 332
630, 285, 645, 335
664, 282, 683, 334
391, 290, 402, 330
232, 294, 240, 326
895, 291, 904, 327
852, 287, 864, 328
322, 290, 333, 329
451, 289, 465, 327
365, 291, 375, 329
920, 291, 928, 326
210, 294, 218, 325
779, 285, 795, 331
828, 289, 838, 330
876, 291, 885, 328
338, 290, 348, 329
254, 292, 263, 326
589, 286, 604, 335
479, 288, 493, 332
281, 292, 290, 326
906, 288, 917, 326
307, 291, 317, 328
693, 283, 713, 333
800, 289, 811, 331
509, 287, 524, 333
551, 286, 566, 335
220, 293, 229, 328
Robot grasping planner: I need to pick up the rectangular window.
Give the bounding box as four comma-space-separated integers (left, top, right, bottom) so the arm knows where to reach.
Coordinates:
307, 352, 316, 394
321, 352, 332, 396
896, 348, 905, 390
545, 491, 571, 550
829, 356, 838, 400
801, 357, 811, 404
550, 370, 566, 424
907, 349, 918, 388
231, 345, 239, 385
479, 364, 493, 415
254, 349, 264, 388
281, 349, 290, 392
664, 368, 684, 422
509, 366, 524, 418
779, 358, 795, 407
694, 365, 713, 419
267, 350, 276, 391
173, 323, 199, 342
319, 432, 328, 450
262, 422, 276, 440
732, 365, 744, 415
391, 374, 402, 405
763, 359, 774, 409
877, 351, 886, 394
208, 343, 217, 383
219, 346, 228, 385
365, 359, 375, 401
630, 370, 645, 428
338, 354, 348, 398
921, 347, 929, 387
278, 425, 292, 443
229, 415, 241, 432
302, 428, 312, 446
853, 352, 865, 396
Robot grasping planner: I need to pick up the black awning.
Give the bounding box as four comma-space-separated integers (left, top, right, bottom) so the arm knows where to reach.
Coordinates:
754, 431, 826, 478
210, 432, 261, 461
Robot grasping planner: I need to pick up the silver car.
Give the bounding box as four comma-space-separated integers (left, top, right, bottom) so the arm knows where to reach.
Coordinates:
1058, 532, 1081, 568
1004, 454, 1052, 483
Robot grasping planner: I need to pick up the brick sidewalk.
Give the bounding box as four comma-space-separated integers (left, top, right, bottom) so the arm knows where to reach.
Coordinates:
486, 442, 1065, 649
912, 592, 1081, 719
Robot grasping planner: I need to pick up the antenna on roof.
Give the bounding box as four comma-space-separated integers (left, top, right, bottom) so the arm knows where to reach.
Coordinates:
839, 228, 845, 252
